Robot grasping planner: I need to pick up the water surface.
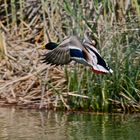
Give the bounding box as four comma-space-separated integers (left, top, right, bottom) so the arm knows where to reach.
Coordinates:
0, 107, 140, 140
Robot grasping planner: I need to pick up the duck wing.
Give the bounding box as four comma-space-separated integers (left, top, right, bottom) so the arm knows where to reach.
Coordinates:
42, 36, 92, 66
42, 39, 71, 65
42, 36, 82, 65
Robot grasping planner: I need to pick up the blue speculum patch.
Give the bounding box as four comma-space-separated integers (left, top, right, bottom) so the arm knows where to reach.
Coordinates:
70, 49, 84, 58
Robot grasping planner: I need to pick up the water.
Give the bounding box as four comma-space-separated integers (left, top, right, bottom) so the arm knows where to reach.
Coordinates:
0, 108, 140, 140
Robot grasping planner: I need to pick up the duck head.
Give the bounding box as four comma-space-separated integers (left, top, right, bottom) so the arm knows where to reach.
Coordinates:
42, 42, 58, 50
83, 30, 97, 46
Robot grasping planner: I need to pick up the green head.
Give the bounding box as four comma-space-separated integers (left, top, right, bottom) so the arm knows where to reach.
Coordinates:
43, 42, 58, 50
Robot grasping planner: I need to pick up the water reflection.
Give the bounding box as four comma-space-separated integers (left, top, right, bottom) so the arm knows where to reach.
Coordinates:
0, 107, 140, 140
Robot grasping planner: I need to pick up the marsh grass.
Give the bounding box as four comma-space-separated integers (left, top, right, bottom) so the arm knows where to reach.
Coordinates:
0, 0, 140, 112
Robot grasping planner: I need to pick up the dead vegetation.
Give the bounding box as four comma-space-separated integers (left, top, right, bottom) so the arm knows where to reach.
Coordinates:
0, 0, 67, 109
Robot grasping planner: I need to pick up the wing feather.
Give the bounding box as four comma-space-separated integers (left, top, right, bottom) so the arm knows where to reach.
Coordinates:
42, 36, 88, 66
42, 37, 72, 65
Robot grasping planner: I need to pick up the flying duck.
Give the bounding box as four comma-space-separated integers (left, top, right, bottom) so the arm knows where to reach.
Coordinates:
42, 32, 113, 74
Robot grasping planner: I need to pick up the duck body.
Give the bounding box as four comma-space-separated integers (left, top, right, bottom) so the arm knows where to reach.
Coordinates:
43, 36, 91, 66
42, 33, 113, 74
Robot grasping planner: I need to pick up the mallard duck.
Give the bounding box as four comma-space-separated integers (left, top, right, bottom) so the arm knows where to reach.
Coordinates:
42, 32, 113, 74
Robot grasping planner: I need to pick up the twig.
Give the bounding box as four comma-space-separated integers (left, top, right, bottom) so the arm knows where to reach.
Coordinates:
62, 92, 89, 99
23, 80, 36, 96
60, 95, 70, 109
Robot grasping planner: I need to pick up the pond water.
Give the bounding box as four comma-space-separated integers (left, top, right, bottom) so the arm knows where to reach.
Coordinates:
0, 107, 140, 140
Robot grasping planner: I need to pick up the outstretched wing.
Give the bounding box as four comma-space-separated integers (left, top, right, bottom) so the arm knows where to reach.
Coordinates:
42, 41, 71, 65
42, 48, 71, 66
42, 36, 83, 66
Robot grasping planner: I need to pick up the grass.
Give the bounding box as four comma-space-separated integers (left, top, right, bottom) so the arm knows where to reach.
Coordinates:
0, 0, 140, 112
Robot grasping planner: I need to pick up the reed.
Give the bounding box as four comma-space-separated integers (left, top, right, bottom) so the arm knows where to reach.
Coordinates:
0, 0, 139, 112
